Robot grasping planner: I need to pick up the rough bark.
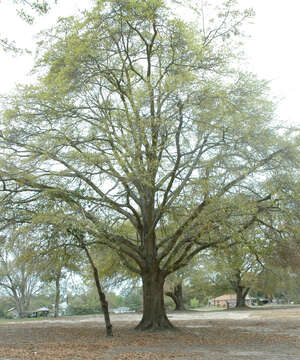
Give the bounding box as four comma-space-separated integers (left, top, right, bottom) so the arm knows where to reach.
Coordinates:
165, 283, 185, 311
135, 270, 174, 331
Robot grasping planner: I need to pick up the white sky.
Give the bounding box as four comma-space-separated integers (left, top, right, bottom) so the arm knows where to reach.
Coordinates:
0, 0, 299, 126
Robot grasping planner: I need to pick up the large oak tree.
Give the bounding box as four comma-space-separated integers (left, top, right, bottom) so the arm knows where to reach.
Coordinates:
0, 0, 298, 330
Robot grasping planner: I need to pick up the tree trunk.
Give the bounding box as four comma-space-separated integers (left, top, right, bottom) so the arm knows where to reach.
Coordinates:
82, 245, 113, 337
165, 283, 185, 311
14, 291, 29, 318
235, 286, 250, 308
54, 273, 61, 318
15, 300, 25, 318
93, 265, 113, 337
136, 270, 174, 331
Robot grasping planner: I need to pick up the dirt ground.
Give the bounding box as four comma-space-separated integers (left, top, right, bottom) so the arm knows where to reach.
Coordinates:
1, 305, 300, 359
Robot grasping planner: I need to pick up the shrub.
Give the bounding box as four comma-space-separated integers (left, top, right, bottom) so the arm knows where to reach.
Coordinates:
190, 298, 200, 308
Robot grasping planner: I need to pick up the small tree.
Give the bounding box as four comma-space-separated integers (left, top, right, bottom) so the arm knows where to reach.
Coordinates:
37, 244, 81, 318
33, 223, 114, 336
0, 235, 42, 317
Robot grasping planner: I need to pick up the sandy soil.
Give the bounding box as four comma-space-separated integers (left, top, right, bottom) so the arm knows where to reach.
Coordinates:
0, 305, 300, 359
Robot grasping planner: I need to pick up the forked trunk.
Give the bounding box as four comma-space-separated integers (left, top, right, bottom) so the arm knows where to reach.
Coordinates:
166, 283, 185, 311
235, 286, 250, 308
14, 292, 30, 318
136, 270, 174, 331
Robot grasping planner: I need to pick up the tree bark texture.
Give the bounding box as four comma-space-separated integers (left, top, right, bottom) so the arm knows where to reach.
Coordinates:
136, 270, 174, 331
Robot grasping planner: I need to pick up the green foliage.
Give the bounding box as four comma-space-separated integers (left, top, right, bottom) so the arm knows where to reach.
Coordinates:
254, 266, 300, 304
13, 0, 56, 23
0, 296, 15, 319
163, 294, 176, 310
0, 232, 43, 317
66, 289, 130, 315
106, 292, 126, 308
121, 288, 143, 312
67, 288, 103, 316
26, 293, 53, 311
190, 297, 200, 308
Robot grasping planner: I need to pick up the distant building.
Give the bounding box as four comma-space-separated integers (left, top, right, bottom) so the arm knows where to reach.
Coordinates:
26, 307, 50, 318
7, 307, 50, 318
209, 294, 254, 308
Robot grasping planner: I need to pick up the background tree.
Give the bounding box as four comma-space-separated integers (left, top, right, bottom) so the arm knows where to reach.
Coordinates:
187, 252, 227, 305
164, 275, 186, 311
0, 295, 14, 318
36, 240, 81, 318
28, 219, 115, 335
164, 259, 199, 311
0, 0, 298, 330
251, 174, 300, 302
0, 233, 42, 317
254, 266, 300, 304
120, 286, 143, 312
211, 244, 264, 308
188, 217, 274, 309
